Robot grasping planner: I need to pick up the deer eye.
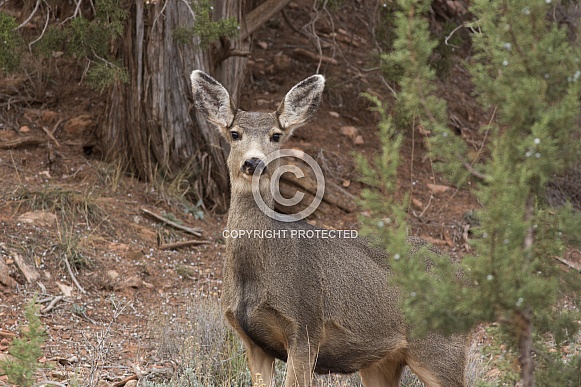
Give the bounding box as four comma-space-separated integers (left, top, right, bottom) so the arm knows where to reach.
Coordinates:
271, 133, 282, 142
230, 131, 241, 141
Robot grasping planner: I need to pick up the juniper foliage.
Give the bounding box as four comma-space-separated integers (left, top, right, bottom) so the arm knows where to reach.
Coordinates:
0, 297, 47, 387
173, 0, 239, 48
361, 0, 581, 384
0, 13, 22, 73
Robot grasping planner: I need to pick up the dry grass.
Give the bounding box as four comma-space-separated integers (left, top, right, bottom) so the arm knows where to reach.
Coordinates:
146, 294, 486, 387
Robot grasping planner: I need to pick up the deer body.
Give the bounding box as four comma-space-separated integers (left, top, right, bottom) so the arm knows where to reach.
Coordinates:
191, 70, 467, 387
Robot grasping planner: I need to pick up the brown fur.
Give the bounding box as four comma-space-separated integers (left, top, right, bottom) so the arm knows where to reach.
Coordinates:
190, 70, 467, 387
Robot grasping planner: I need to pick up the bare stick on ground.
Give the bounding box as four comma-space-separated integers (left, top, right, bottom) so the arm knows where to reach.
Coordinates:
0, 137, 43, 149
64, 257, 86, 294
159, 239, 211, 250
141, 208, 203, 237
40, 296, 64, 314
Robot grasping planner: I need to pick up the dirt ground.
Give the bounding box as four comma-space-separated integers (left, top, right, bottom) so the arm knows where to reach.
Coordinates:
2, 1, 572, 385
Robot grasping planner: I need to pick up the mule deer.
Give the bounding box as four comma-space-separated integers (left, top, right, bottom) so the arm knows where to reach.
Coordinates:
190, 70, 467, 387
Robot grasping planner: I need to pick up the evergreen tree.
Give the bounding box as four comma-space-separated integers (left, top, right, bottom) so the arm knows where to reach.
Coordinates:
0, 297, 47, 387
361, 0, 581, 385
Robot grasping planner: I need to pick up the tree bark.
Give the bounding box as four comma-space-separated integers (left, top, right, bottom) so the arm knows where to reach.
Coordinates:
517, 308, 535, 387
100, 0, 257, 211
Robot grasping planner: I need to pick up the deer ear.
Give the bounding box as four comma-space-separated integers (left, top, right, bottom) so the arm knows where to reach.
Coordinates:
276, 74, 325, 132
191, 70, 236, 130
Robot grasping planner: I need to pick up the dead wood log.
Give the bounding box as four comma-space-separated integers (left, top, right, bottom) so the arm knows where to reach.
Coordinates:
321, 32, 361, 47
554, 255, 581, 271
112, 374, 138, 387
239, 0, 293, 41
275, 180, 332, 216
141, 208, 203, 237
279, 161, 358, 213
293, 48, 338, 65
0, 137, 43, 149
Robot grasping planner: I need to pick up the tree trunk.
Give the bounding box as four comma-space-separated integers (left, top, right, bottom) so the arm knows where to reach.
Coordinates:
99, 0, 255, 211
517, 309, 535, 387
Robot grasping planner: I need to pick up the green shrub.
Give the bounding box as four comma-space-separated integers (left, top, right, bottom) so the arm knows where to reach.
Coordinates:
0, 297, 47, 387
0, 13, 22, 73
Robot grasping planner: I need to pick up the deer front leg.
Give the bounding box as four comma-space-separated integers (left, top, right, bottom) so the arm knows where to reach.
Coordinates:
285, 347, 317, 387
244, 340, 276, 387
225, 310, 276, 386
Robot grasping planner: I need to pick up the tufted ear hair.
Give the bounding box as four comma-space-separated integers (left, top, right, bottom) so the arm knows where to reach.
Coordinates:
190, 70, 236, 131
276, 74, 325, 132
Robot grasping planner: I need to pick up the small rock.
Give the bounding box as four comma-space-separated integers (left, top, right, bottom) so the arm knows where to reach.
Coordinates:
274, 54, 292, 72
19, 125, 31, 133
18, 211, 57, 226
354, 135, 364, 145
63, 115, 93, 137
106, 270, 119, 281
40, 110, 59, 126
426, 183, 451, 195
417, 124, 431, 136
411, 197, 423, 209
257, 40, 268, 50
95, 381, 112, 387
142, 280, 154, 289
328, 111, 340, 118
339, 126, 358, 141
420, 235, 447, 246
125, 381, 138, 387
119, 275, 143, 289
342, 180, 351, 188
57, 282, 74, 297
50, 370, 73, 381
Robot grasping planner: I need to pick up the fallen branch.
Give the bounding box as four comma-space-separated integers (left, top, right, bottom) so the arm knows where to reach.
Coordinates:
0, 137, 43, 149
279, 161, 357, 212
554, 255, 581, 271
293, 48, 338, 65
41, 118, 64, 148
112, 375, 138, 387
321, 32, 361, 47
63, 257, 86, 294
40, 296, 64, 314
276, 180, 332, 216
239, 0, 293, 41
141, 208, 202, 237
0, 330, 17, 338
159, 240, 211, 250
32, 381, 67, 387
463, 162, 488, 181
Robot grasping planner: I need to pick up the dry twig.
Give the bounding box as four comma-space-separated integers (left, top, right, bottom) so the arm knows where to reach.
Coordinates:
554, 255, 581, 271
141, 208, 203, 237
159, 239, 211, 250
64, 257, 86, 294
40, 296, 64, 314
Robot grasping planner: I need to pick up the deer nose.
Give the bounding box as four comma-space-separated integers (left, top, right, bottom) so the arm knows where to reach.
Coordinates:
241, 157, 266, 176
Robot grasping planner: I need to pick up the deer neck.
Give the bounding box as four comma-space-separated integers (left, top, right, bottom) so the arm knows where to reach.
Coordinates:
227, 176, 275, 230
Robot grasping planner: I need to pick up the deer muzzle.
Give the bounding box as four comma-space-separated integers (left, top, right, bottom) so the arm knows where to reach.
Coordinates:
241, 157, 266, 176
